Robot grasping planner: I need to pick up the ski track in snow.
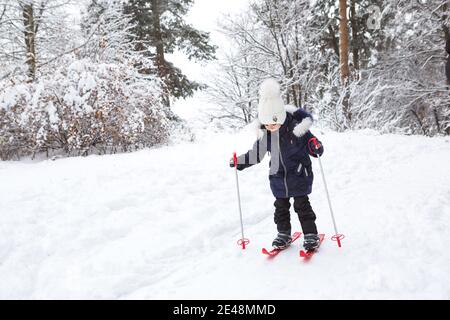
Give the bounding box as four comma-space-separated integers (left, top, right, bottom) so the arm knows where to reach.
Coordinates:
0, 129, 449, 299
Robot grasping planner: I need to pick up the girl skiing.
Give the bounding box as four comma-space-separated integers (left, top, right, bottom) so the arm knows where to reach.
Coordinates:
229, 78, 324, 251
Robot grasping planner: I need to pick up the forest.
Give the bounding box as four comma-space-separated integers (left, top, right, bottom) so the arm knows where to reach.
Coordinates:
1, 0, 449, 161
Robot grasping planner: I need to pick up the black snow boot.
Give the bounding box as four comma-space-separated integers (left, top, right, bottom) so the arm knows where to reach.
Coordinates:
303, 233, 320, 251
272, 232, 292, 249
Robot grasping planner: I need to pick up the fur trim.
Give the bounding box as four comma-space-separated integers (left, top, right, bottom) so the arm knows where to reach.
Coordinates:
293, 117, 313, 137
284, 104, 298, 114
249, 105, 313, 139
285, 105, 313, 137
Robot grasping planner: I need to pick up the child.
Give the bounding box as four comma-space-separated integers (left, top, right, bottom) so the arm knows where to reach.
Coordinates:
229, 78, 324, 251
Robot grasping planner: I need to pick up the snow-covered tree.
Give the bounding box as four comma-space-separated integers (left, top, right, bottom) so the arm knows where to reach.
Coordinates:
349, 0, 450, 135
0, 0, 175, 160
0, 0, 76, 80
211, 0, 450, 136
123, 0, 217, 107
210, 0, 330, 126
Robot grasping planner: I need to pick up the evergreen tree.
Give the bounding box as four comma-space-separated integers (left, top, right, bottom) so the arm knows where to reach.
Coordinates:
124, 0, 217, 107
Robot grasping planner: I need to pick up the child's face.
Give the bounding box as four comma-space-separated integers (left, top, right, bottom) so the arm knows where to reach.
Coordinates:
264, 123, 281, 132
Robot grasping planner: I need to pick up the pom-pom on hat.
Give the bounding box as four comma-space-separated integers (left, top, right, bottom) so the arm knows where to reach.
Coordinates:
257, 78, 286, 125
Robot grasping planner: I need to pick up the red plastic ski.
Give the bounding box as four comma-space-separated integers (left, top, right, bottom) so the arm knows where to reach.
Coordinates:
262, 232, 302, 257
299, 234, 325, 259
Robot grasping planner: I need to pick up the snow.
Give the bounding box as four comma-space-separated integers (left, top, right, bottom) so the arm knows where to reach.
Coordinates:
46, 101, 59, 128
0, 129, 449, 299
0, 83, 31, 110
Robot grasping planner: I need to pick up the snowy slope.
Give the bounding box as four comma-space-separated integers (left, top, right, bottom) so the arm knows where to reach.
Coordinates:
0, 128, 449, 299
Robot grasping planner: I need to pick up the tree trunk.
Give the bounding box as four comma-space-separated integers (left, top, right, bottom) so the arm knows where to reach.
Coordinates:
443, 1, 449, 41
339, 0, 350, 85
350, 0, 359, 73
151, 0, 164, 71
433, 108, 441, 134
339, 0, 351, 124
23, 3, 36, 79
411, 110, 427, 135
443, 1, 450, 134
151, 0, 170, 107
328, 25, 340, 58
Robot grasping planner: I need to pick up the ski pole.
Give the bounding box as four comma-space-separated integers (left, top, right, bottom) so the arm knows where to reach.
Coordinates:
233, 152, 250, 249
316, 152, 345, 248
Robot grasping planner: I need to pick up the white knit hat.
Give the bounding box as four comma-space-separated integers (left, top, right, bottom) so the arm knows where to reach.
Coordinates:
257, 78, 286, 125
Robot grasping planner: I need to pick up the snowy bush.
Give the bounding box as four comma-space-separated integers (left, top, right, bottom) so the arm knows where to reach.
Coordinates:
0, 57, 170, 160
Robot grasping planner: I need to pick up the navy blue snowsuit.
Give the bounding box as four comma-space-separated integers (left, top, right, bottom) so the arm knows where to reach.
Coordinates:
236, 108, 321, 198
235, 108, 322, 235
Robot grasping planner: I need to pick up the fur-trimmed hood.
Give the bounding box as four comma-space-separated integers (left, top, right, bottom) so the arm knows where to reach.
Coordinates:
249, 105, 313, 140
